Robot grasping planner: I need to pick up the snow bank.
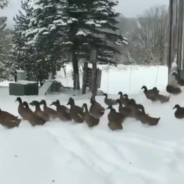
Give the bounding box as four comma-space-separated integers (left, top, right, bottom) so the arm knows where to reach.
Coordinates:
0, 65, 184, 183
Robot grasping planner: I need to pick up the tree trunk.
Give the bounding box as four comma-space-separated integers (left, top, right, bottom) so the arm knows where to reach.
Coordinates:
91, 61, 97, 96
82, 62, 88, 94
72, 52, 80, 90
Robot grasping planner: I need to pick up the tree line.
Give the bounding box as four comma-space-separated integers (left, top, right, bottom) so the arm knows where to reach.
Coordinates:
0, 1, 168, 88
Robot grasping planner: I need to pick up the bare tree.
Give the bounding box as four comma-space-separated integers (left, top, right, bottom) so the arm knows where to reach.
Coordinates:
129, 5, 168, 65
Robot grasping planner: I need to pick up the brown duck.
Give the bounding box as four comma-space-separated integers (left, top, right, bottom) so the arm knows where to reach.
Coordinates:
172, 73, 184, 86
123, 94, 145, 111
51, 100, 69, 112
89, 96, 105, 118
137, 113, 160, 126
40, 100, 58, 119
67, 97, 84, 123
156, 94, 170, 103
50, 100, 72, 122
22, 101, 34, 114
0, 109, 21, 128
15, 97, 30, 120
141, 86, 159, 102
30, 100, 50, 121
116, 99, 132, 117
173, 104, 184, 119
118, 91, 125, 105
22, 101, 46, 126
123, 94, 136, 106
106, 105, 125, 130
103, 93, 117, 106
82, 103, 99, 127
166, 85, 181, 95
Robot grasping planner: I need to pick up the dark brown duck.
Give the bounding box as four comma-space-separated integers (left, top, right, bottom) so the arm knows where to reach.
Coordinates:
83, 103, 99, 127
172, 73, 184, 86
0, 109, 21, 128
40, 100, 58, 119
89, 96, 105, 118
106, 105, 125, 131
30, 100, 50, 121
173, 104, 184, 119
50, 100, 71, 122
67, 97, 84, 123
22, 101, 46, 126
141, 86, 159, 102
103, 93, 117, 106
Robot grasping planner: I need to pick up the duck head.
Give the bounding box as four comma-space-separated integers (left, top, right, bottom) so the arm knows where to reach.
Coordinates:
106, 105, 113, 110
118, 91, 123, 96
82, 103, 88, 112
29, 100, 40, 106
123, 94, 128, 98
15, 97, 22, 103
23, 101, 29, 108
90, 96, 95, 104
173, 104, 180, 109
67, 97, 74, 106
141, 86, 147, 91
50, 100, 60, 106
40, 100, 46, 105
103, 93, 108, 98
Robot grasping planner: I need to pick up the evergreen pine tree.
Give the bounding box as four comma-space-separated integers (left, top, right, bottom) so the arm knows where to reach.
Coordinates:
25, 0, 127, 88
12, 0, 40, 81
0, 0, 8, 9
0, 16, 12, 80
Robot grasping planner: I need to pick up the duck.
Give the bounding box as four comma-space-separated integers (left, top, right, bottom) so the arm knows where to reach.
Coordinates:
103, 93, 117, 106
116, 99, 132, 117
67, 97, 84, 123
89, 96, 105, 118
147, 116, 160, 126
166, 85, 181, 94
22, 101, 34, 114
141, 86, 159, 102
118, 91, 125, 104
173, 104, 184, 119
123, 94, 136, 105
22, 101, 46, 126
172, 73, 184, 86
40, 100, 58, 119
29, 100, 50, 121
136, 112, 160, 126
0, 109, 21, 129
106, 105, 124, 130
15, 97, 30, 120
156, 94, 170, 103
50, 100, 69, 113
123, 94, 145, 113
82, 103, 99, 127
50, 100, 72, 121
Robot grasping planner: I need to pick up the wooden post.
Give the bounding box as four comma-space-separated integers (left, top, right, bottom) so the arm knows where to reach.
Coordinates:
82, 61, 88, 94
167, 0, 175, 71
90, 50, 97, 96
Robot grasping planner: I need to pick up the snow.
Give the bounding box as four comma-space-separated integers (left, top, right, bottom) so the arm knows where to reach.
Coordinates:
76, 30, 86, 36
17, 80, 37, 84
1, 65, 184, 183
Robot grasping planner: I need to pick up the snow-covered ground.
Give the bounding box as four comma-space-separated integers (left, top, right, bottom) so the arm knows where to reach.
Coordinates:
1, 65, 184, 184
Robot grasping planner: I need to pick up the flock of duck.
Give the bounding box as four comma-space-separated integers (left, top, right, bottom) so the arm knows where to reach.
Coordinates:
0, 85, 182, 130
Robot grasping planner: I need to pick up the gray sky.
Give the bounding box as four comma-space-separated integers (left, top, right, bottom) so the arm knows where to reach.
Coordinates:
0, 0, 169, 28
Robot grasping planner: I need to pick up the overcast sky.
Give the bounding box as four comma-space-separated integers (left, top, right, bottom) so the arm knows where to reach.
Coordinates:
0, 0, 169, 28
